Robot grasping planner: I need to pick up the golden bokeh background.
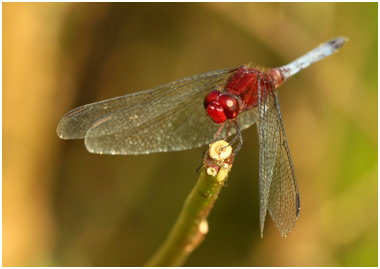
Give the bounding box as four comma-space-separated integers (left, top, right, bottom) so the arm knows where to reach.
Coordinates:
3, 2, 377, 266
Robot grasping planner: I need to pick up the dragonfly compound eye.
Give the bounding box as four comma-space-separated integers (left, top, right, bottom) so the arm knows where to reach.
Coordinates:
204, 89, 222, 109
206, 101, 227, 124
219, 93, 239, 119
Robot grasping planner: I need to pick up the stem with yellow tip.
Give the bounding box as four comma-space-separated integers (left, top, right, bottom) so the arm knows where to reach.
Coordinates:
144, 140, 233, 267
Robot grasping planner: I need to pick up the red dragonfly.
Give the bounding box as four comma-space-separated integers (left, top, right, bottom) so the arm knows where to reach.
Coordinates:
57, 37, 346, 236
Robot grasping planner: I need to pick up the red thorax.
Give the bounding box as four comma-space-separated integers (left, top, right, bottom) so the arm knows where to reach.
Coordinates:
204, 66, 275, 124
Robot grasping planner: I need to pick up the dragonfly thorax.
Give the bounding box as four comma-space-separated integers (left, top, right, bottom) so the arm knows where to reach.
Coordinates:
204, 89, 240, 124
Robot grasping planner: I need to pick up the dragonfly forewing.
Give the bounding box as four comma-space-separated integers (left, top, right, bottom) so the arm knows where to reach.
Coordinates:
57, 68, 261, 155
57, 69, 230, 154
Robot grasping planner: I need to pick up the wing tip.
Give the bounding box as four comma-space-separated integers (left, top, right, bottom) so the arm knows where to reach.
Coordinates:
56, 121, 68, 140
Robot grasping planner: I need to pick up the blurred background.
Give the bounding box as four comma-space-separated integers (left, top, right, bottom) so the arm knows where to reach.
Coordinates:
3, 2, 377, 266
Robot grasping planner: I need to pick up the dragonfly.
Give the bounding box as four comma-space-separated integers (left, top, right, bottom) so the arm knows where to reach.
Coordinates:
57, 37, 346, 237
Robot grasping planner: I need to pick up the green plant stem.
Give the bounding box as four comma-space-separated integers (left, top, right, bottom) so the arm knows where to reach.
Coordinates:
145, 141, 232, 267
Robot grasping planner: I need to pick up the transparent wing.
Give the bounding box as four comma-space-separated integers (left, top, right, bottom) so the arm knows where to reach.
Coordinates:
57, 69, 231, 140
268, 91, 300, 236
257, 77, 300, 236
257, 77, 279, 237
57, 68, 260, 155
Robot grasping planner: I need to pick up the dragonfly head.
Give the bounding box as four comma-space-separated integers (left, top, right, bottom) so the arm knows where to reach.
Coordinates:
204, 89, 240, 124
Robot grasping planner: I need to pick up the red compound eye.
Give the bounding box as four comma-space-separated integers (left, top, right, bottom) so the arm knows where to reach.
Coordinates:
219, 94, 239, 119
204, 89, 222, 109
206, 102, 227, 123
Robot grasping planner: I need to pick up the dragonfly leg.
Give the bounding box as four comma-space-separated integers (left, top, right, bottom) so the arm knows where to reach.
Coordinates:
228, 120, 243, 155
213, 121, 226, 140
224, 120, 233, 140
195, 162, 204, 174
220, 119, 243, 156
211, 118, 243, 156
